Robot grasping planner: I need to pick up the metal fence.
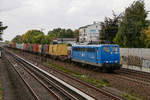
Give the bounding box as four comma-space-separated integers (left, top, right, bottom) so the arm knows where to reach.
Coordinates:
120, 48, 150, 68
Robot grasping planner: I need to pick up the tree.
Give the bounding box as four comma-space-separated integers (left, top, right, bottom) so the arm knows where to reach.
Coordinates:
12, 35, 22, 43
21, 30, 44, 43
100, 12, 121, 44
47, 29, 59, 43
59, 29, 74, 38
144, 25, 150, 47
74, 29, 79, 42
48, 28, 61, 37
59, 29, 66, 38
0, 21, 7, 41
113, 0, 148, 47
48, 28, 74, 39
32, 34, 45, 44
65, 29, 74, 38
5, 40, 9, 44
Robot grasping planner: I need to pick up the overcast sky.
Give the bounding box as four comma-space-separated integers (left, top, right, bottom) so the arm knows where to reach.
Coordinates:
0, 0, 150, 41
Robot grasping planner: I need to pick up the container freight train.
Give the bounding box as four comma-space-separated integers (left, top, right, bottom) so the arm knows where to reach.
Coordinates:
8, 43, 121, 72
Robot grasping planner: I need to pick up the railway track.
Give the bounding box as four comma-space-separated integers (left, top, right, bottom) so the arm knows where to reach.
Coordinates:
3, 48, 123, 100
116, 68, 150, 84
4, 49, 96, 100
4, 52, 60, 100
8, 48, 150, 100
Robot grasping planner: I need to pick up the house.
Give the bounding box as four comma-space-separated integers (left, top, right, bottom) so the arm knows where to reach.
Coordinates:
79, 22, 101, 44
53, 38, 77, 45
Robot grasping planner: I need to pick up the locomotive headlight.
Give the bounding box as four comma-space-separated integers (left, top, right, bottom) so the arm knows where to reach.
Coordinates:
115, 60, 118, 63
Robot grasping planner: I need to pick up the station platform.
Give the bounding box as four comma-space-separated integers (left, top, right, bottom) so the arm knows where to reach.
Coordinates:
122, 64, 150, 73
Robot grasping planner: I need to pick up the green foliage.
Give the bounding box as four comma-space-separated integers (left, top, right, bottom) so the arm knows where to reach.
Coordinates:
21, 30, 44, 43
74, 29, 79, 42
122, 93, 138, 100
11, 28, 76, 44
4, 40, 9, 44
100, 12, 121, 44
41, 35, 51, 44
144, 25, 150, 48
12, 35, 22, 43
47, 28, 74, 43
59, 29, 74, 38
0, 21, 7, 41
102, 78, 109, 84
48, 28, 61, 38
67, 43, 72, 46
114, 0, 148, 48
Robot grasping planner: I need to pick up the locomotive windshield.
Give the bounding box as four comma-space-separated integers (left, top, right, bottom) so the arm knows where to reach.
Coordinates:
103, 47, 110, 52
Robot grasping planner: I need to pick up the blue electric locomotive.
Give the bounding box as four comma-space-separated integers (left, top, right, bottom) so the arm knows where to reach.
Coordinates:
71, 44, 121, 71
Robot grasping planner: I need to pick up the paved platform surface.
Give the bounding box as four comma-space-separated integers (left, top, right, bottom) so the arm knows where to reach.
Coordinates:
122, 64, 150, 73
0, 58, 19, 100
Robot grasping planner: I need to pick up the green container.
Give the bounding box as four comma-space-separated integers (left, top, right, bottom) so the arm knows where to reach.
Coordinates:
29, 44, 32, 52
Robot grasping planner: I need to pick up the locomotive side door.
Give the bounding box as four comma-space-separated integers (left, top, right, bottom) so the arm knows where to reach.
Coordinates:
96, 48, 99, 63
102, 46, 112, 63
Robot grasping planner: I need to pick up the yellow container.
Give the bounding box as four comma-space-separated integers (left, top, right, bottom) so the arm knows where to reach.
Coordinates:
38, 45, 42, 53
49, 44, 68, 56
57, 44, 68, 56
49, 45, 52, 55
53, 45, 58, 55
49, 45, 54, 55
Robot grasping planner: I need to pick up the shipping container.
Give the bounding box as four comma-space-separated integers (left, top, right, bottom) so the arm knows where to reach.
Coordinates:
23, 44, 27, 51
57, 44, 68, 56
20, 44, 23, 50
45, 45, 49, 54
13, 43, 16, 48
29, 44, 32, 52
32, 44, 39, 53
41, 44, 46, 54
49, 44, 68, 56
38, 44, 42, 53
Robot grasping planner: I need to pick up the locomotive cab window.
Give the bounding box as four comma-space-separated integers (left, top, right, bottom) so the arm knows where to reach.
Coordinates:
112, 47, 118, 52
103, 47, 110, 52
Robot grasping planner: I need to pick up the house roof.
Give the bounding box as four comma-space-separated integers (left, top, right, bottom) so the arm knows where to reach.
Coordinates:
79, 22, 100, 29
57, 38, 77, 41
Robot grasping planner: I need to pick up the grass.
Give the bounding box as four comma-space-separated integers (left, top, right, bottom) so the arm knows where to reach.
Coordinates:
13, 49, 20, 53
45, 61, 111, 88
122, 93, 141, 100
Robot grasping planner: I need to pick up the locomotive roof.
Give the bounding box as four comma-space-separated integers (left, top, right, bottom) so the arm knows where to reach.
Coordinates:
72, 44, 119, 47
